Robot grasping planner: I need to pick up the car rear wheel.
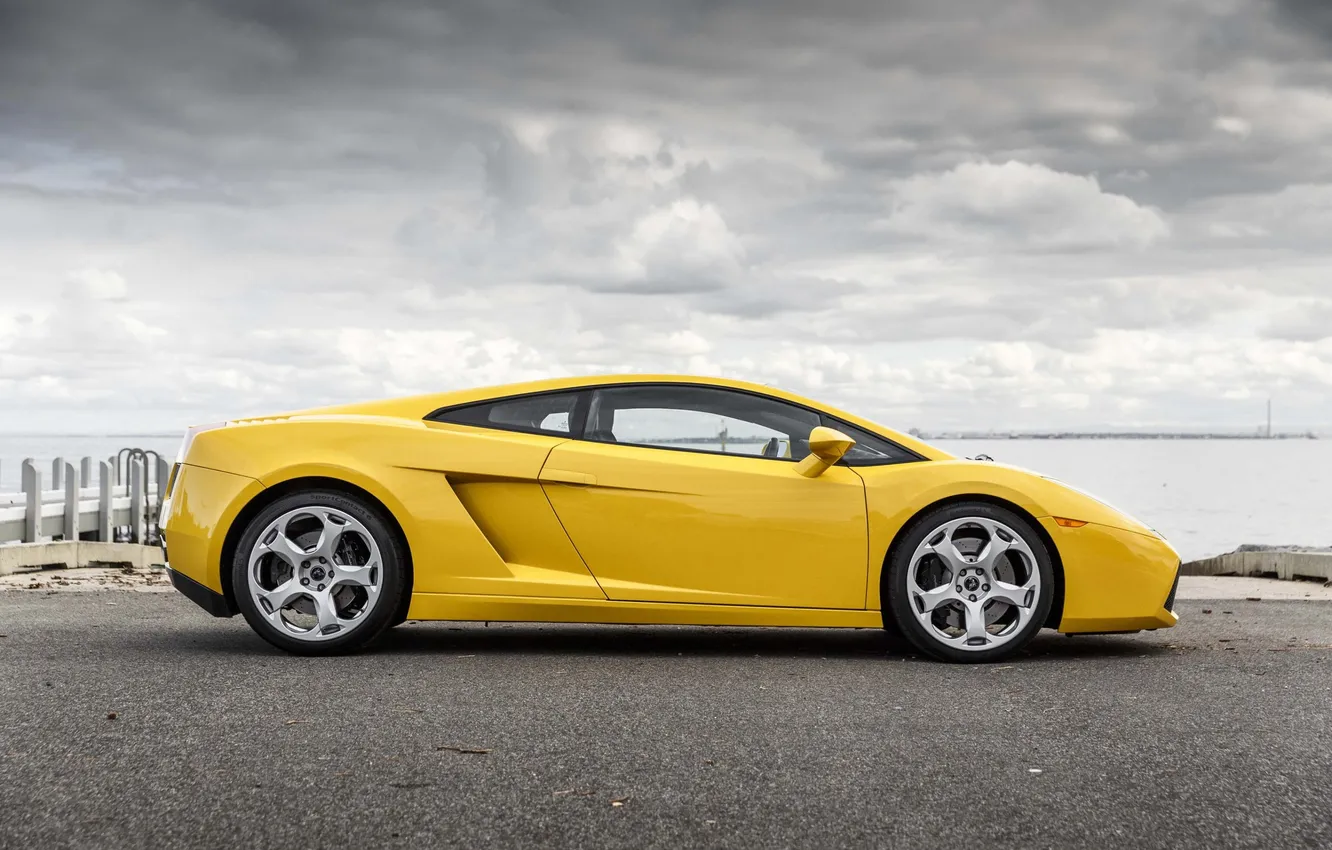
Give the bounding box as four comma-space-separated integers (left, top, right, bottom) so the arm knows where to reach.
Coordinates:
886, 502, 1054, 663
232, 490, 407, 655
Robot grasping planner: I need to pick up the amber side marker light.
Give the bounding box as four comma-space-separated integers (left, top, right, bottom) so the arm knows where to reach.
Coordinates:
1053, 517, 1088, 528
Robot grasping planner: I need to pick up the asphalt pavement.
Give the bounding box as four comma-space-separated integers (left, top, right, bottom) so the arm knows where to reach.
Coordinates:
1, 592, 1330, 849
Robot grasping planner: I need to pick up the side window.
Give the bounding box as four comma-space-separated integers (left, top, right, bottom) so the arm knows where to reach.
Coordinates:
429, 391, 581, 436
823, 419, 917, 466
585, 385, 820, 460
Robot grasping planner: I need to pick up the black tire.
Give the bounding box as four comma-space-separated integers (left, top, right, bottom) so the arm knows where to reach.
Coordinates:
879, 599, 910, 649
387, 580, 414, 628
884, 502, 1054, 663
232, 489, 408, 656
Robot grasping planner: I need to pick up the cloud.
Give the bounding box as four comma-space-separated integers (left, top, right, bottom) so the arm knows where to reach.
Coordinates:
66, 269, 129, 301
1, 0, 1331, 433
1263, 300, 1332, 342
609, 199, 747, 293
1213, 116, 1252, 138
883, 161, 1170, 250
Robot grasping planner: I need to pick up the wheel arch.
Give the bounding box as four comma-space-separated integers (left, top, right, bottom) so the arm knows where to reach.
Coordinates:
219, 476, 415, 619
879, 493, 1065, 630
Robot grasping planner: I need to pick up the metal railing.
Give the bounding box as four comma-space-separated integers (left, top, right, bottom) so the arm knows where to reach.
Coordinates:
0, 453, 170, 546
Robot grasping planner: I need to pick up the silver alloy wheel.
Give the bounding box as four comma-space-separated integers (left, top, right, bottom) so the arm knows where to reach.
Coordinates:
906, 516, 1041, 652
246, 506, 384, 642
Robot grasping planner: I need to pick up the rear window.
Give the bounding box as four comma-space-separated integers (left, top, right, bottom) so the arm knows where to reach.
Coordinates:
428, 392, 580, 436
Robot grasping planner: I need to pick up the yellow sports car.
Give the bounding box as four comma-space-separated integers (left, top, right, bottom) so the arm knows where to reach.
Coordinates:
159, 374, 1180, 662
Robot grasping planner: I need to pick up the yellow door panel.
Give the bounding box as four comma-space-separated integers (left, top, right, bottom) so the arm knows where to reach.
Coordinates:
541, 441, 869, 609
538, 468, 597, 486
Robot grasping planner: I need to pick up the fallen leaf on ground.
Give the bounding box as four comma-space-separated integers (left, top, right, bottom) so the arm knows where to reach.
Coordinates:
436, 746, 491, 754
610, 796, 630, 807
106, 712, 118, 720
284, 719, 310, 726
1202, 609, 1212, 615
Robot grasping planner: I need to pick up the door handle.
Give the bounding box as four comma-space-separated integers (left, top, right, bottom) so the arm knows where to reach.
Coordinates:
540, 468, 597, 486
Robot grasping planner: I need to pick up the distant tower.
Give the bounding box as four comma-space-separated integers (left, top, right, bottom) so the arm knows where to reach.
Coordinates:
1267, 399, 1273, 439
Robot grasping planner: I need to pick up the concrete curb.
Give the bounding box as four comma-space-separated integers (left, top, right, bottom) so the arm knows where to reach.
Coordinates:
1182, 550, 1332, 583
0, 565, 172, 592
0, 541, 164, 576
1177, 576, 1332, 600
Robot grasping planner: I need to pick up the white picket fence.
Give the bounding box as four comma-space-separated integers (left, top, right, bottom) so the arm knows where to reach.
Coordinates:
0, 452, 170, 547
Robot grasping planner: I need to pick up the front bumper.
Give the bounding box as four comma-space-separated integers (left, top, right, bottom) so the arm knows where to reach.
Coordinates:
1044, 518, 1181, 634
1163, 569, 1180, 615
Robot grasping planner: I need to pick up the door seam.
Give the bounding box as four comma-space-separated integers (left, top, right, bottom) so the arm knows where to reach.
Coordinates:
538, 444, 611, 601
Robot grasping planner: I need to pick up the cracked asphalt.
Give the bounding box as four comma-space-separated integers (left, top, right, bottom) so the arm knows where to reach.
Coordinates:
1, 592, 1329, 849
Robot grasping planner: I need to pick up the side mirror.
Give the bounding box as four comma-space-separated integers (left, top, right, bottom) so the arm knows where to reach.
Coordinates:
795, 426, 856, 478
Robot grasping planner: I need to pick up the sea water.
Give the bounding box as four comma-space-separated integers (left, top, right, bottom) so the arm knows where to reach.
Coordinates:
2, 434, 1327, 562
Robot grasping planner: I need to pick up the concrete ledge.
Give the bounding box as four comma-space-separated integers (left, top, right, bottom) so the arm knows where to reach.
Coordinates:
1182, 548, 1332, 583
0, 541, 164, 575
1177, 576, 1332, 600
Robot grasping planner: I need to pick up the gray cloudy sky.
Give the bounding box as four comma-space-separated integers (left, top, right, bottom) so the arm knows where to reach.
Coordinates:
2, 0, 1332, 434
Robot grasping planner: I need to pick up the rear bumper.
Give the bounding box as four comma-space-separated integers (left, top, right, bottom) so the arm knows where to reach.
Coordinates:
166, 566, 236, 618
158, 463, 264, 598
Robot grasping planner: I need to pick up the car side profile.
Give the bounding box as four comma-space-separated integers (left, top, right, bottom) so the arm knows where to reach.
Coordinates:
159, 374, 1180, 662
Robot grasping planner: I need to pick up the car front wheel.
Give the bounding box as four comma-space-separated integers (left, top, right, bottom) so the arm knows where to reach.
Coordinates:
886, 502, 1054, 663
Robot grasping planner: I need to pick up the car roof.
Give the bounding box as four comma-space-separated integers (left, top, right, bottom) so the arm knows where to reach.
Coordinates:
285, 373, 951, 460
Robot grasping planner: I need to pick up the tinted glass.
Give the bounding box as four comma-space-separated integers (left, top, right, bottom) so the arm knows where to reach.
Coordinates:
585, 385, 820, 460
431, 392, 580, 436
822, 419, 916, 465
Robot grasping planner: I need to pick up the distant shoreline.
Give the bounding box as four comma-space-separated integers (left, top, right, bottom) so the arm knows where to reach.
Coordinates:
917, 433, 1320, 441
0, 434, 181, 439
0, 431, 1323, 442
610, 433, 1322, 443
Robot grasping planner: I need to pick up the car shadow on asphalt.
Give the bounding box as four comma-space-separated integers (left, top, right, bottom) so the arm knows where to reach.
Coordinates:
155, 620, 1167, 662
368, 623, 1166, 662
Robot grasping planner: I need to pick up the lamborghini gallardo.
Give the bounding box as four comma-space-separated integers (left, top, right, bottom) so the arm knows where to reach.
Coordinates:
159, 374, 1180, 662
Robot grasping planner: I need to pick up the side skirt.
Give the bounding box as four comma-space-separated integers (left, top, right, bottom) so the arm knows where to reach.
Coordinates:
406, 593, 883, 629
